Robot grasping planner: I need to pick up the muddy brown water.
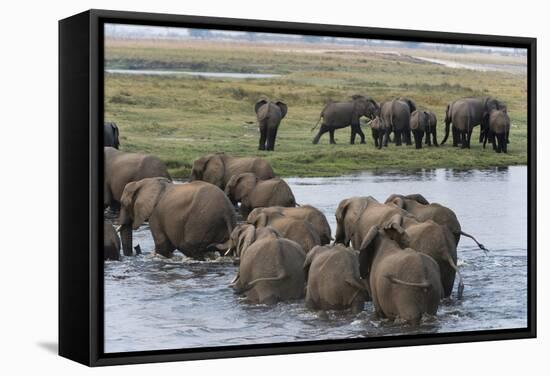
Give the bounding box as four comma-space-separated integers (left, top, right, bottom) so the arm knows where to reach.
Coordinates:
104, 166, 527, 353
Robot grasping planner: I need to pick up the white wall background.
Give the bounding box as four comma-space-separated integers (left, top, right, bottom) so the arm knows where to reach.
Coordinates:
0, 0, 546, 374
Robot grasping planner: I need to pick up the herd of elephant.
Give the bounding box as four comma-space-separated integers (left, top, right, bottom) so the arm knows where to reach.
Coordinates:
104, 148, 488, 324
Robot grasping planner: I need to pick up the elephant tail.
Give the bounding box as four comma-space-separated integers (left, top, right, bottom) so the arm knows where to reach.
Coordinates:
310, 115, 322, 132
387, 276, 431, 289
245, 273, 287, 289
459, 230, 489, 254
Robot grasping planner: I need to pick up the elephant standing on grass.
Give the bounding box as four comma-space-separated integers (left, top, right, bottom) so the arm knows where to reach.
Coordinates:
104, 221, 121, 261
221, 225, 306, 304
370, 116, 390, 149
247, 205, 332, 245
254, 99, 288, 151
359, 225, 443, 324
441, 97, 507, 148
118, 178, 236, 259
379, 98, 417, 146
304, 244, 367, 313
410, 110, 438, 149
224, 173, 296, 217
104, 147, 171, 210
104, 122, 120, 149
190, 152, 274, 190
311, 95, 379, 145
483, 109, 510, 153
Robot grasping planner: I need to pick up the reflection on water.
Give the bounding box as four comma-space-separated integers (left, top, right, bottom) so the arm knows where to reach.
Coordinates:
104, 166, 528, 353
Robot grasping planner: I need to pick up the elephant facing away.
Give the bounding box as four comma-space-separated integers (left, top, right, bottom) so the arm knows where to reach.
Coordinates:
249, 211, 322, 253
384, 193, 487, 251
410, 110, 438, 149
304, 244, 368, 313
483, 109, 510, 153
254, 99, 288, 151
190, 152, 274, 190
247, 205, 332, 245
224, 173, 296, 217
441, 97, 506, 149
104, 221, 121, 261
311, 95, 379, 145
370, 116, 390, 149
359, 225, 443, 324
379, 98, 416, 146
104, 147, 171, 210
118, 178, 236, 259
104, 122, 120, 149
222, 224, 306, 304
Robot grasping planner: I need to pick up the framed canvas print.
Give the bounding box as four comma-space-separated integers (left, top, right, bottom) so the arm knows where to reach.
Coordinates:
59, 9, 536, 366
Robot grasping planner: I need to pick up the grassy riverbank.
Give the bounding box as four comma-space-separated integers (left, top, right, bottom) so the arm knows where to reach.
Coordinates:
104, 39, 528, 178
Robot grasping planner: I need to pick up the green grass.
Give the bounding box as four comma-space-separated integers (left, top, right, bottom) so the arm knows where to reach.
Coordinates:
105, 40, 528, 178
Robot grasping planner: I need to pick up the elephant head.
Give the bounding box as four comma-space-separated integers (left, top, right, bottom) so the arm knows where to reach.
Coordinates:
334, 197, 371, 246
190, 153, 225, 187
385, 193, 430, 209
224, 173, 258, 205
118, 177, 172, 256
254, 99, 288, 119
351, 95, 379, 120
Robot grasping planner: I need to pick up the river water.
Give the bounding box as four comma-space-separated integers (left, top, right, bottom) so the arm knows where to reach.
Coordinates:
104, 166, 528, 353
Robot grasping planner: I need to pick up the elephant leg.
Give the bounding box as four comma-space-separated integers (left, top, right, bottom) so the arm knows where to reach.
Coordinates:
329, 129, 336, 144
266, 126, 277, 151
150, 224, 175, 258
350, 126, 357, 145
460, 131, 468, 149
395, 130, 402, 146
502, 133, 508, 153
355, 124, 366, 144
467, 130, 473, 149
452, 127, 459, 147
413, 131, 420, 149
405, 129, 412, 146
425, 130, 432, 147
372, 129, 379, 147
432, 128, 439, 147
496, 133, 503, 153
259, 123, 267, 150
312, 124, 328, 144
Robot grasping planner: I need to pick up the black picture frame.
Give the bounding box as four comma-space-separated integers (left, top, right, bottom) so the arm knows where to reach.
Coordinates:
59, 8, 537, 367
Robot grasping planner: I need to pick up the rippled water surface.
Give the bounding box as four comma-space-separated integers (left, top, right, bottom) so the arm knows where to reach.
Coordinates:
104, 166, 528, 353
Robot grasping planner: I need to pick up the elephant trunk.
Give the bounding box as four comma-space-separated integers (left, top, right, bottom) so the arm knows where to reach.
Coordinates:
120, 224, 133, 256
334, 224, 347, 245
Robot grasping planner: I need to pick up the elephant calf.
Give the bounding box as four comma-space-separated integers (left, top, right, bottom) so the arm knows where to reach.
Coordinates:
225, 173, 296, 217
370, 116, 390, 149
410, 110, 438, 149
224, 224, 307, 304
247, 205, 332, 245
359, 225, 443, 324
104, 221, 121, 261
254, 99, 287, 151
304, 244, 367, 313
248, 211, 321, 253
483, 109, 510, 153
191, 152, 274, 190
118, 178, 237, 259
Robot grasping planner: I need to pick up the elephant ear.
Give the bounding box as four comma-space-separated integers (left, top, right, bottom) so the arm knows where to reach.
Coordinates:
275, 101, 288, 119
405, 193, 430, 205
335, 199, 350, 224
385, 194, 406, 209
254, 99, 268, 114
120, 178, 169, 230
236, 224, 256, 258
250, 212, 269, 227
405, 98, 417, 113
303, 245, 324, 281
225, 173, 256, 202
382, 214, 410, 248
358, 225, 380, 279
199, 154, 224, 188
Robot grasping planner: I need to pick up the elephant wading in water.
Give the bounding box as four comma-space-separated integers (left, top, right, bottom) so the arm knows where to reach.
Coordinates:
104, 147, 171, 211
224, 173, 296, 217
190, 152, 274, 190
220, 224, 306, 304
104, 122, 120, 149
304, 244, 368, 313
441, 97, 507, 149
247, 205, 332, 245
311, 95, 379, 145
359, 225, 443, 324
104, 221, 121, 261
249, 211, 321, 253
379, 97, 417, 146
409, 110, 438, 149
483, 109, 510, 153
254, 99, 288, 151
118, 178, 236, 259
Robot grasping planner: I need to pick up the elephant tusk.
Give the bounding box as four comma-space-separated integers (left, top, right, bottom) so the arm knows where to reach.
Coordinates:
224, 247, 234, 257
115, 225, 122, 232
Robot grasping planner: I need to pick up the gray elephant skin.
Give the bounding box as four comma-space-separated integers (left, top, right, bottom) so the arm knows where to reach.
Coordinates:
247, 205, 332, 245
104, 121, 120, 149
359, 225, 443, 323
379, 98, 417, 146
409, 110, 438, 149
224, 173, 296, 217
118, 177, 236, 259
225, 225, 306, 304
104, 221, 121, 261
441, 97, 507, 148
104, 147, 171, 210
312, 95, 379, 145
190, 152, 274, 190
249, 210, 321, 253
483, 109, 510, 153
370, 116, 391, 149
254, 99, 288, 151
304, 244, 367, 312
